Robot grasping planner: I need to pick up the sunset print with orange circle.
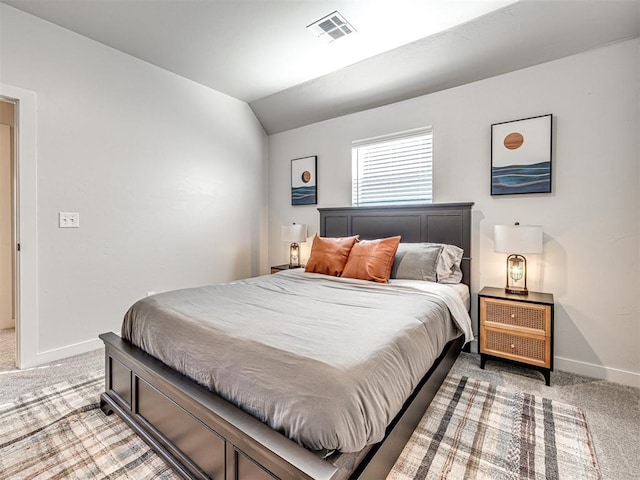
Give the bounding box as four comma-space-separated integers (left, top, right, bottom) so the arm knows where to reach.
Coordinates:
491, 115, 551, 195
291, 156, 317, 205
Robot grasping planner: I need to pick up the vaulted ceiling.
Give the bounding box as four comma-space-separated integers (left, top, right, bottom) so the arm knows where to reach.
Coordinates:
3, 0, 639, 134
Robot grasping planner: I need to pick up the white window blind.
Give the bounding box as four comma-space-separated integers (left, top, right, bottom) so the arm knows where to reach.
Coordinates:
352, 127, 433, 206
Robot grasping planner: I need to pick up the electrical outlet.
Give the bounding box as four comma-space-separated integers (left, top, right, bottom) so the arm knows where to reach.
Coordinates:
58, 212, 80, 228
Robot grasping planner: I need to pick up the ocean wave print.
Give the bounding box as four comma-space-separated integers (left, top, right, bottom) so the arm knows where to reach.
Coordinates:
492, 161, 551, 194
292, 186, 317, 205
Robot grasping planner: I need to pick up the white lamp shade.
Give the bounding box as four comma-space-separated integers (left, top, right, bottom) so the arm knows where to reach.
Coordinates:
494, 225, 542, 254
281, 224, 307, 243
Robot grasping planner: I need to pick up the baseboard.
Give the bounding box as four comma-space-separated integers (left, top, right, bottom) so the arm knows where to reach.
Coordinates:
20, 337, 103, 369
555, 356, 639, 388
463, 343, 638, 387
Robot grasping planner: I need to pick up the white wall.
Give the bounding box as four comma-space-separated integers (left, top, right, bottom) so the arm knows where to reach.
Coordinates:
269, 39, 640, 386
0, 5, 268, 366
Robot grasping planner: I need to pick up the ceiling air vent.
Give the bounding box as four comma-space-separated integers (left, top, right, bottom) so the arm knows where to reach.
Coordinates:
307, 11, 356, 43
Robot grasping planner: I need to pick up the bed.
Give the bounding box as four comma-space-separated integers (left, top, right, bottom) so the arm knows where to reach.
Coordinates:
99, 202, 474, 480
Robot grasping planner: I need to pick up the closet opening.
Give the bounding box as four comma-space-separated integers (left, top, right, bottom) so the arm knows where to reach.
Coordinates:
0, 98, 17, 372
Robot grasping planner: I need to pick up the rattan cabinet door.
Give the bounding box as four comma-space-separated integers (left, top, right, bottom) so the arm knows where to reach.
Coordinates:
480, 297, 551, 369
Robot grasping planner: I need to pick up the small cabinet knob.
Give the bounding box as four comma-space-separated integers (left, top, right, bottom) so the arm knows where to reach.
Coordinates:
510, 344, 515, 349
510, 313, 516, 319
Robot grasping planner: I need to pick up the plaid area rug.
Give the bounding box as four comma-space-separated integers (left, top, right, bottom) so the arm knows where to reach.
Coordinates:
389, 375, 601, 480
0, 374, 176, 479
0, 373, 601, 480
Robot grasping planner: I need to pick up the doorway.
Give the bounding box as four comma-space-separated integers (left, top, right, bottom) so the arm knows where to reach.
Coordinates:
0, 98, 16, 371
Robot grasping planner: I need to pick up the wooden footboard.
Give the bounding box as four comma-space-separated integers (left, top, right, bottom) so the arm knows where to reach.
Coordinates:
99, 332, 463, 480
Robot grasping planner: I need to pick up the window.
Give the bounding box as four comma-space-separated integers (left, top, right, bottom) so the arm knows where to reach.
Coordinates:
352, 127, 433, 206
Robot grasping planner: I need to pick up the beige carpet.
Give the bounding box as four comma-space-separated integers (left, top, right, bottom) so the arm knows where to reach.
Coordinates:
0, 327, 16, 371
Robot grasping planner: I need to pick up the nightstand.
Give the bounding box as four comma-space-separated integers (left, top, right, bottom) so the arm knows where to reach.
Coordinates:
270, 264, 304, 274
478, 286, 554, 385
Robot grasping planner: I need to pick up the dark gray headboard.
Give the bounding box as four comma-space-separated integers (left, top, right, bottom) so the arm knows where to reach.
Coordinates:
318, 203, 473, 288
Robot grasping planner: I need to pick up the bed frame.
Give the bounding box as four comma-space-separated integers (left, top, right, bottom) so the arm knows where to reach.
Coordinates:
99, 202, 473, 480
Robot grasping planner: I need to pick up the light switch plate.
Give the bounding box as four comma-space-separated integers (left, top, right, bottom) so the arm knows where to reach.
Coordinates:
59, 212, 79, 228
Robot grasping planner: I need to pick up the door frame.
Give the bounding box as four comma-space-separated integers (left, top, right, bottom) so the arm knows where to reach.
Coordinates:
1, 84, 37, 369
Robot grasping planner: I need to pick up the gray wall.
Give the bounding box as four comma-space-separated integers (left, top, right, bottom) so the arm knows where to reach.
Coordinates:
1, 5, 268, 365
268, 39, 640, 386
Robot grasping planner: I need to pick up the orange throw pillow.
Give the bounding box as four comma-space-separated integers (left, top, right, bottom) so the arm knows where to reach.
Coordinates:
342, 236, 401, 283
305, 235, 359, 276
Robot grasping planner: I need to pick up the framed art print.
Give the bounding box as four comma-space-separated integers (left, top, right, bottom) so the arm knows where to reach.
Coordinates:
291, 155, 317, 205
491, 114, 552, 195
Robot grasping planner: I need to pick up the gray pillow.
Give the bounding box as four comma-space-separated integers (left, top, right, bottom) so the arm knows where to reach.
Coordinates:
390, 243, 464, 283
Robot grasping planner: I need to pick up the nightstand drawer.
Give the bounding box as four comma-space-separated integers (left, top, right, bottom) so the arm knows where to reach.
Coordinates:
480, 297, 550, 335
481, 328, 550, 368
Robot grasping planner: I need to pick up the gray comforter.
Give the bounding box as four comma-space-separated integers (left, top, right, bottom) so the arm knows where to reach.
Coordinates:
122, 269, 472, 453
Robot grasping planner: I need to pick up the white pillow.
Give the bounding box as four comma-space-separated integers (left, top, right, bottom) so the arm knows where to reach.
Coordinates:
436, 244, 464, 284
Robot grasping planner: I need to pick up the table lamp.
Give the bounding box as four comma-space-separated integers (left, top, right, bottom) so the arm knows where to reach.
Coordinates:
281, 223, 307, 267
494, 223, 543, 295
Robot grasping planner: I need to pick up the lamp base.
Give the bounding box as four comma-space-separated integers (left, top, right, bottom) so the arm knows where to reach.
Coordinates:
289, 242, 300, 267
505, 254, 528, 296
505, 286, 528, 295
